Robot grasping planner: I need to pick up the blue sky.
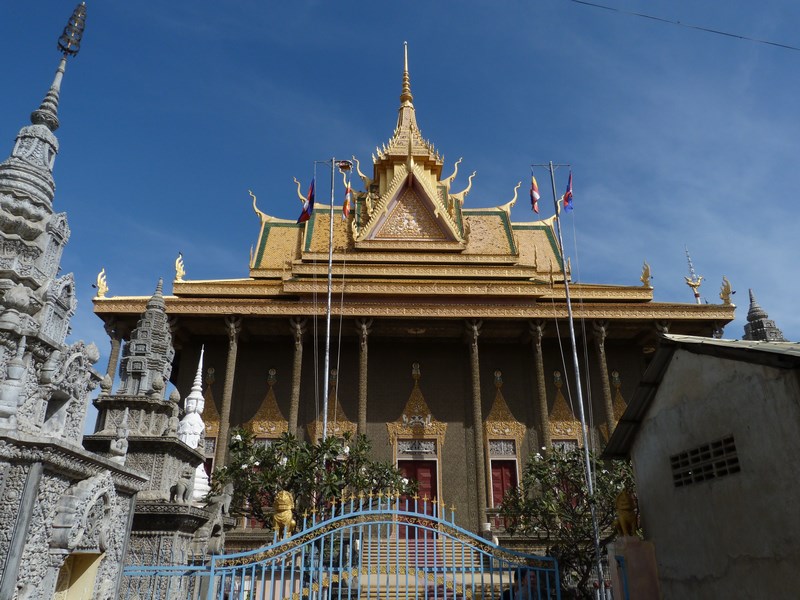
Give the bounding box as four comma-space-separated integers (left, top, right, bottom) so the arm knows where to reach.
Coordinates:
3, 0, 798, 366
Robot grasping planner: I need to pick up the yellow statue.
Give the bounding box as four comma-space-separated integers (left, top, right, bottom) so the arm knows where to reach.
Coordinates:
640, 261, 652, 288
95, 268, 108, 298
720, 276, 733, 305
614, 490, 638, 537
272, 490, 296, 537
175, 252, 185, 282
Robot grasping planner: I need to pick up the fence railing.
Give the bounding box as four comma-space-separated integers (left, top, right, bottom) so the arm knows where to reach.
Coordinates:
121, 493, 560, 600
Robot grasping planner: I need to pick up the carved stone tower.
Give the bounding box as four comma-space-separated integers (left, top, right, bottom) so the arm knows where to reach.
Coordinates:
85, 284, 224, 573
742, 289, 786, 342
0, 5, 147, 599
116, 279, 175, 396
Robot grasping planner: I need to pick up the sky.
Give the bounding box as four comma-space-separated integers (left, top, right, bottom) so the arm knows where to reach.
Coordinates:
2, 0, 799, 374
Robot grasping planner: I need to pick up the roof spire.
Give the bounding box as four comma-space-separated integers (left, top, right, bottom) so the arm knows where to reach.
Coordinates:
30, 3, 87, 132
400, 41, 413, 105
683, 246, 703, 304
743, 289, 786, 341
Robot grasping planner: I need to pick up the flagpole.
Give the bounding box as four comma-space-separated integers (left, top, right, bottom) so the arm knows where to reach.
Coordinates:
322, 156, 335, 442
547, 161, 607, 599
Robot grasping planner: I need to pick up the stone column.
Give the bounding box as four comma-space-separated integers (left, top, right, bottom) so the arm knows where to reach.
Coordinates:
214, 316, 241, 467
356, 318, 373, 436
288, 317, 306, 436
530, 321, 552, 449
593, 321, 616, 434
104, 318, 123, 381
466, 319, 488, 525
0, 462, 43, 599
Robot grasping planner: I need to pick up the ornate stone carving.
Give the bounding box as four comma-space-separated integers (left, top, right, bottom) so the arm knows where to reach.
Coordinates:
117, 280, 175, 398
397, 439, 437, 456
488, 439, 516, 457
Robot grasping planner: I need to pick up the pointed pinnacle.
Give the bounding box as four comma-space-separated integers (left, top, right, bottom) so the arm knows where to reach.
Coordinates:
400, 42, 413, 104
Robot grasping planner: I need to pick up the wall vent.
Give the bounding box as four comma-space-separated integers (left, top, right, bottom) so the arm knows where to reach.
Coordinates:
670, 435, 740, 488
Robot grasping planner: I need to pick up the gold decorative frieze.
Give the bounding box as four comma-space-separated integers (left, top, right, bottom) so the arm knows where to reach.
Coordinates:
307, 369, 356, 441
387, 362, 447, 446
245, 368, 287, 437
484, 370, 526, 451
94, 295, 737, 323
549, 370, 581, 446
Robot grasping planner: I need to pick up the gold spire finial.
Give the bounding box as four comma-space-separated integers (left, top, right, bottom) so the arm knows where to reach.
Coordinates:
95, 268, 108, 298
400, 42, 413, 104
175, 252, 185, 282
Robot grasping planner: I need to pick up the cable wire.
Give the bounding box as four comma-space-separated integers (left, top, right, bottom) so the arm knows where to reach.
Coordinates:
570, 0, 800, 52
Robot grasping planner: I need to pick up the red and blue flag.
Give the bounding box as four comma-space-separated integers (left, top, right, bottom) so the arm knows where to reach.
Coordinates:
563, 171, 573, 212
297, 178, 315, 223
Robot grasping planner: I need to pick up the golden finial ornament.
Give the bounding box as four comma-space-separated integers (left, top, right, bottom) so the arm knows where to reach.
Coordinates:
175, 252, 185, 282
249, 189, 268, 221
640, 261, 652, 288
720, 276, 734, 305
400, 41, 413, 104
95, 268, 108, 298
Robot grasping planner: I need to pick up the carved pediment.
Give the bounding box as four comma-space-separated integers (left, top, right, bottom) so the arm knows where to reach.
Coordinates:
549, 370, 582, 446
245, 369, 287, 438
307, 369, 356, 441
357, 163, 464, 250
387, 362, 447, 443
484, 370, 525, 450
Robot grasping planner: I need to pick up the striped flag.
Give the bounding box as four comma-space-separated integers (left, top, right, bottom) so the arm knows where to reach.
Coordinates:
342, 181, 352, 221
530, 175, 541, 214
563, 171, 573, 212
297, 178, 315, 223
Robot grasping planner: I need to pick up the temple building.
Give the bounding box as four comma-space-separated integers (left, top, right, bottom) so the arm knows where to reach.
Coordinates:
93, 45, 736, 538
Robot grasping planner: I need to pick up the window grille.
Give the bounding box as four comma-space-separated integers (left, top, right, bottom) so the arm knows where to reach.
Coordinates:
670, 435, 740, 487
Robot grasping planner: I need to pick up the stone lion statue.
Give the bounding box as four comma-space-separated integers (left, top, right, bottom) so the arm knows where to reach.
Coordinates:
614, 490, 638, 537
272, 490, 296, 536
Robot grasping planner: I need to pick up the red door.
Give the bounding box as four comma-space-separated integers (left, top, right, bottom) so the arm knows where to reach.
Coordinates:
490, 460, 518, 528
399, 460, 438, 539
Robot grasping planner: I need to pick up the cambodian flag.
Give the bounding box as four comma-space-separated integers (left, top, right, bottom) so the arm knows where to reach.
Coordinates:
342, 183, 351, 221
563, 171, 573, 212
297, 178, 315, 223
530, 175, 540, 214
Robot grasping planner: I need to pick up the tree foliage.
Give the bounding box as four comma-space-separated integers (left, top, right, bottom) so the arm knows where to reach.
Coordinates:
500, 446, 634, 599
212, 428, 417, 525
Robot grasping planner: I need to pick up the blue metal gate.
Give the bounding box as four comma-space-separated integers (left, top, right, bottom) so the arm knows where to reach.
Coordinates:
121, 494, 560, 599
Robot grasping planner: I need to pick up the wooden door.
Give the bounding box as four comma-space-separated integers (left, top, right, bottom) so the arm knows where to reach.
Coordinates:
399, 460, 438, 539
490, 460, 517, 529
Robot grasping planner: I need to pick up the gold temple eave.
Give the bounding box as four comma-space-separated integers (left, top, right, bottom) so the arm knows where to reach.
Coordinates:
93, 296, 736, 322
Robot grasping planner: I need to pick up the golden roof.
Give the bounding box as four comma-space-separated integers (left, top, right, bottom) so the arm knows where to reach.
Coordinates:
93, 46, 735, 334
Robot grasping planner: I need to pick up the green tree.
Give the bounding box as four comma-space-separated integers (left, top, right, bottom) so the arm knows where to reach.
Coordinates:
500, 446, 634, 599
212, 428, 416, 525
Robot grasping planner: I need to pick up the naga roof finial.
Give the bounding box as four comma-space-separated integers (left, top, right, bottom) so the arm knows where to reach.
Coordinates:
401, 41, 413, 105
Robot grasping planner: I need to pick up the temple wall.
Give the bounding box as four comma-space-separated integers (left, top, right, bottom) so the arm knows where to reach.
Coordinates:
170, 324, 649, 533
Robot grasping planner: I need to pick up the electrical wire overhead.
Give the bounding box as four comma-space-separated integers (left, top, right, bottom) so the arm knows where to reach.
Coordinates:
570, 0, 800, 52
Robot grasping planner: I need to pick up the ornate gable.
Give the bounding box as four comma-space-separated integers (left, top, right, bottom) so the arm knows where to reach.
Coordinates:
484, 370, 526, 451
244, 368, 287, 438
356, 163, 464, 250
549, 370, 582, 447
307, 369, 356, 441
386, 362, 447, 444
